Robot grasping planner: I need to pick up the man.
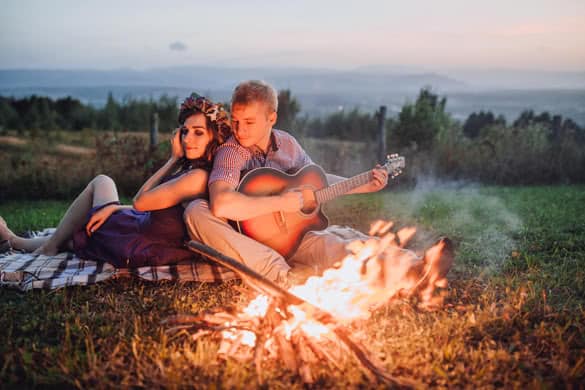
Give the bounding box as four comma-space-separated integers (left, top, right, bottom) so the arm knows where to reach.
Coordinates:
184, 80, 452, 298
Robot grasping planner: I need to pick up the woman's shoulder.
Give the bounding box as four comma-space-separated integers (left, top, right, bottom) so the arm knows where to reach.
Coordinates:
177, 168, 209, 181
163, 166, 209, 184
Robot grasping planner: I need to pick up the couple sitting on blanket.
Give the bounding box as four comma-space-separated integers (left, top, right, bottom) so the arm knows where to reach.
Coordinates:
0, 80, 453, 300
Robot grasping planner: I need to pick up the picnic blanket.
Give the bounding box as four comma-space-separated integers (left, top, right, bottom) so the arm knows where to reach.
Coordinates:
0, 228, 237, 291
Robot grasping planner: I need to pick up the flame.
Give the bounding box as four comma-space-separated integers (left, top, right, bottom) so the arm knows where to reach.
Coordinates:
243, 294, 269, 317
283, 306, 330, 340
217, 223, 447, 351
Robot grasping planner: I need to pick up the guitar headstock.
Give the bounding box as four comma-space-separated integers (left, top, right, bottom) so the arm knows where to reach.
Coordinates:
382, 153, 405, 178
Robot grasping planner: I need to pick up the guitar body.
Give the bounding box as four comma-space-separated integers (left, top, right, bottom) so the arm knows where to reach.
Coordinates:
236, 165, 329, 258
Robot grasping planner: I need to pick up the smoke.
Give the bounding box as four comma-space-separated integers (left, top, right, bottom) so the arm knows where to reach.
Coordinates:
385, 176, 522, 275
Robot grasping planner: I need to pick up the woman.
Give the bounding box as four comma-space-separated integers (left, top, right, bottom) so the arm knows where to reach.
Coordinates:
0, 93, 231, 268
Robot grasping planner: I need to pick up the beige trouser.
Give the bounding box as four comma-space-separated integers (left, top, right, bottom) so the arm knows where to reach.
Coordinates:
183, 199, 371, 282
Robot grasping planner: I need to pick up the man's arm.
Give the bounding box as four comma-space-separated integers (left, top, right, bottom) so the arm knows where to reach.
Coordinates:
326, 165, 389, 194
209, 180, 304, 221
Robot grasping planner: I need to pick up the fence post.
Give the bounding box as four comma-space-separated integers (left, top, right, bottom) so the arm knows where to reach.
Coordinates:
150, 112, 159, 151
376, 105, 387, 162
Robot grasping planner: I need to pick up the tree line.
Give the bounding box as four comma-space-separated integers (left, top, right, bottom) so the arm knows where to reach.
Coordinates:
1, 88, 584, 185
0, 93, 180, 133
2, 89, 583, 148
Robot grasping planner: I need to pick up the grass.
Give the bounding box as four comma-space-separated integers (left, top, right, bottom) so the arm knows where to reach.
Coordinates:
1, 185, 584, 388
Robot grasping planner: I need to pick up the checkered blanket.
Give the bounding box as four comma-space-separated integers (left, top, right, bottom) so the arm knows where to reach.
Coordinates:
0, 229, 237, 291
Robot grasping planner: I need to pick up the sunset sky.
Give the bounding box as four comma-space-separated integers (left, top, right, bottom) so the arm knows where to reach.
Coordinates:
1, 0, 584, 71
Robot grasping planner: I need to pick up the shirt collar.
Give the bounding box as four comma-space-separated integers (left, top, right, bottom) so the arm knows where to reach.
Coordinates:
269, 130, 280, 152
247, 130, 280, 157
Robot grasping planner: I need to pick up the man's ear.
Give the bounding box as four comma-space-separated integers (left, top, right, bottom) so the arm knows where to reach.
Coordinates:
268, 111, 277, 126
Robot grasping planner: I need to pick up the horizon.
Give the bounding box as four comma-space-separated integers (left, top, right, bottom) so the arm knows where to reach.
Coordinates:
1, 0, 584, 72
1, 64, 585, 74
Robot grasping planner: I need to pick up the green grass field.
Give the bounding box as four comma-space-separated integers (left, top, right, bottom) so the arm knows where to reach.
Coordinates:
1, 185, 584, 388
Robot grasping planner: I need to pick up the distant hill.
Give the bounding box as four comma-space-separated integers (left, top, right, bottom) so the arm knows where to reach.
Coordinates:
0, 66, 466, 93
0, 66, 584, 125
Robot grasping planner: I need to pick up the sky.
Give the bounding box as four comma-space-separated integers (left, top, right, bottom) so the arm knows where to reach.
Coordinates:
1, 0, 584, 71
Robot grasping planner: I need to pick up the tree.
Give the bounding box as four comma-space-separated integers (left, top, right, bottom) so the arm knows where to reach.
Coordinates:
99, 92, 121, 130
392, 87, 450, 150
54, 96, 95, 130
303, 108, 377, 141
512, 110, 584, 144
35, 96, 58, 130
463, 111, 506, 139
275, 89, 301, 134
0, 97, 20, 132
155, 94, 179, 131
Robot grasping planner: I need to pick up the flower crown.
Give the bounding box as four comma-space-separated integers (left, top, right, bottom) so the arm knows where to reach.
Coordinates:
180, 91, 228, 123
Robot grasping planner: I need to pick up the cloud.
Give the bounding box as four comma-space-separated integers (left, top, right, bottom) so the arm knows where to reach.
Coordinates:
169, 41, 188, 51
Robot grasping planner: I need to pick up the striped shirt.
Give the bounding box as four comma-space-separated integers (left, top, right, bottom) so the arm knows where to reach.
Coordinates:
209, 129, 313, 187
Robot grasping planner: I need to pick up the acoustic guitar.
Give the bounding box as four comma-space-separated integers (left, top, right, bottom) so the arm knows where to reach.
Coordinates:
235, 154, 405, 258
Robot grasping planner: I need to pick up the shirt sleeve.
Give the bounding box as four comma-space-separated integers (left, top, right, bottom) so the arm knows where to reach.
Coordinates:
208, 144, 247, 188
292, 136, 313, 167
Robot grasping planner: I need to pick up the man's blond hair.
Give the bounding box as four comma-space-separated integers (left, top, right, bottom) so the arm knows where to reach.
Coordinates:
231, 80, 278, 113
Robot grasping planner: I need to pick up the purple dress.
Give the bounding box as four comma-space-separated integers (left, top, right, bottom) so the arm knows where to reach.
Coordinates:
72, 171, 203, 268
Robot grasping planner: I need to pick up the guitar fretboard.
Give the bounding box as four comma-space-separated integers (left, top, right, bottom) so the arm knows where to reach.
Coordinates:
315, 171, 372, 203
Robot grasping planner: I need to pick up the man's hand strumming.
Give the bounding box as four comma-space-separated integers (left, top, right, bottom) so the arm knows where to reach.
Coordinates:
279, 191, 304, 212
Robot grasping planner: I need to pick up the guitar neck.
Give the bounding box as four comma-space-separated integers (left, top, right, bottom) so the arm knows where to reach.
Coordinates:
315, 171, 371, 204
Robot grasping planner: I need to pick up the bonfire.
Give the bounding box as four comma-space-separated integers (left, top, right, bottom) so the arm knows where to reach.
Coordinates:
164, 221, 451, 386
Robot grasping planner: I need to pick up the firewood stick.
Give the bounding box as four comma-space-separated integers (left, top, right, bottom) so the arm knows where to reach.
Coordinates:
254, 330, 266, 384
333, 328, 419, 388
188, 240, 407, 386
190, 329, 212, 342
299, 364, 313, 384
164, 325, 198, 336
189, 241, 306, 306
165, 318, 256, 335
302, 334, 343, 371
274, 330, 298, 372
294, 333, 315, 383
163, 312, 238, 326
233, 284, 257, 299
294, 332, 317, 364
162, 314, 202, 325
217, 339, 231, 356
227, 336, 242, 357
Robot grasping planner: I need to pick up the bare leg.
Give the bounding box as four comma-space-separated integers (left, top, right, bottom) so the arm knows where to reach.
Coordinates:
0, 175, 119, 254
0, 217, 47, 251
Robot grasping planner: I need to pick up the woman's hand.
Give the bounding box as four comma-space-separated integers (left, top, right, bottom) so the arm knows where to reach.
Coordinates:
85, 204, 119, 236
170, 128, 184, 160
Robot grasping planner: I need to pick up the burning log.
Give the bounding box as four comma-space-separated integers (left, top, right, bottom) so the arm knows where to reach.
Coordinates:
184, 239, 424, 387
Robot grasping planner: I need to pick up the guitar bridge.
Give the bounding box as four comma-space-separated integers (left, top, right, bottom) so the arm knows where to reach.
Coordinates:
273, 211, 288, 233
